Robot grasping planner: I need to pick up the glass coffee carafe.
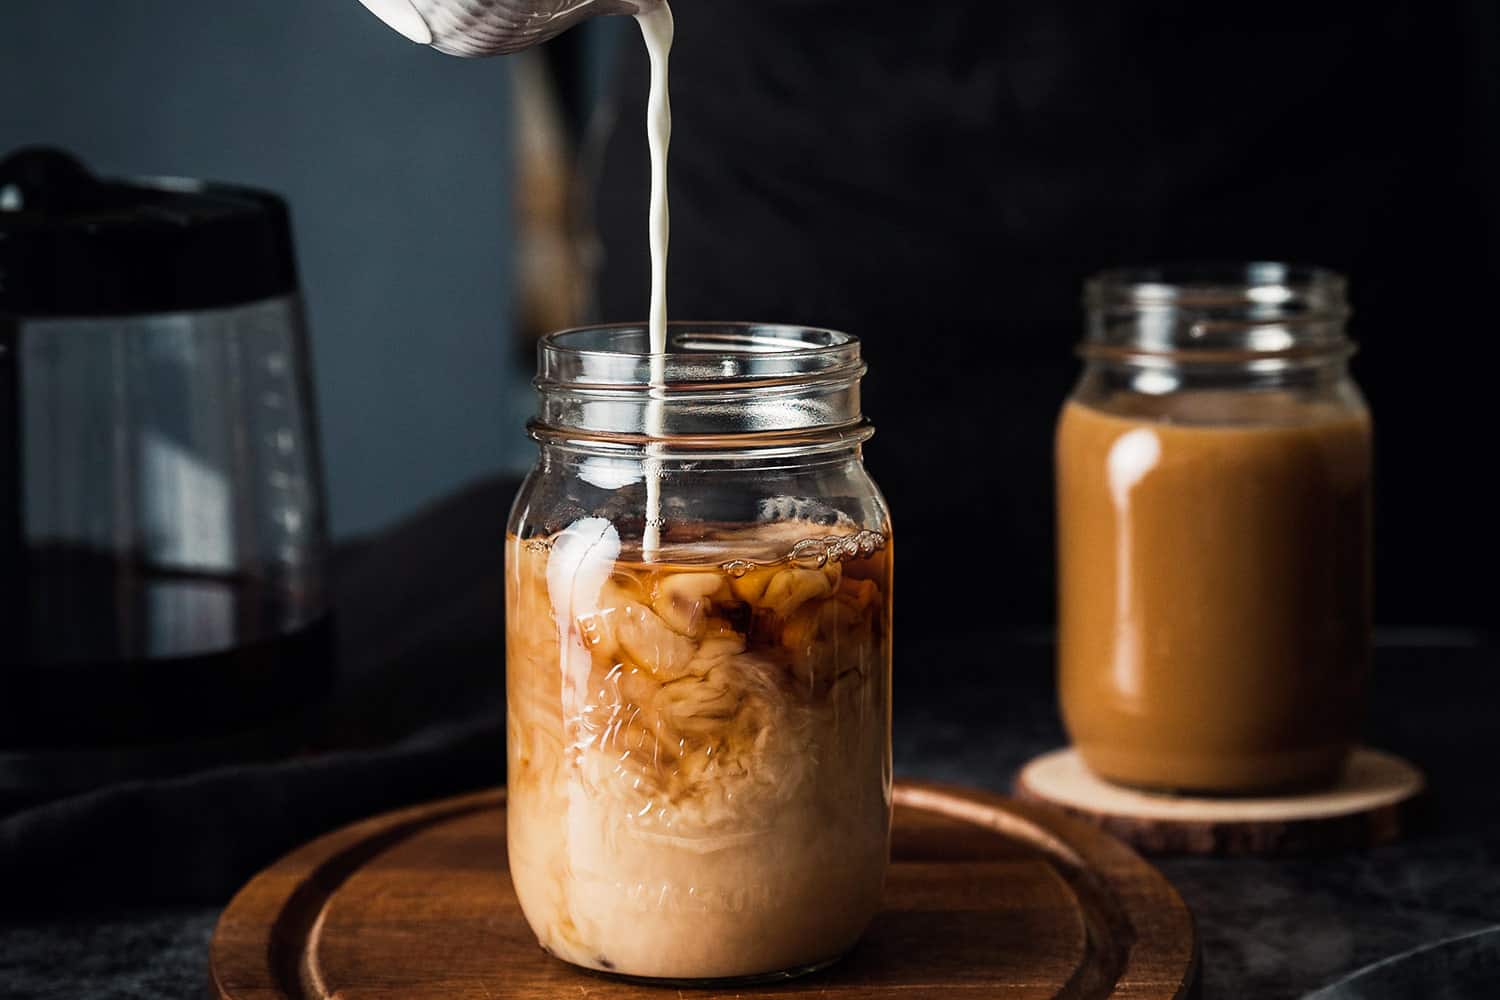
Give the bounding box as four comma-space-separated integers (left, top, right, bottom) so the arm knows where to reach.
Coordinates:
0, 149, 332, 807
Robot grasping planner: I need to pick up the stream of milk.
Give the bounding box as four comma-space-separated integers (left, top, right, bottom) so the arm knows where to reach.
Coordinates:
637, 1, 674, 558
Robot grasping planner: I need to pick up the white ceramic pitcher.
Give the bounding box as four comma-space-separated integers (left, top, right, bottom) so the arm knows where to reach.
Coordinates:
356, 0, 660, 56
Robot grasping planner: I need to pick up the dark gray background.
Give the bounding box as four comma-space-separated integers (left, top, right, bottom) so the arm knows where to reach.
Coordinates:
594, 0, 1499, 629
1, 0, 529, 538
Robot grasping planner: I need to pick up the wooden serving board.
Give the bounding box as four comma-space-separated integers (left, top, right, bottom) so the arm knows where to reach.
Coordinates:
210, 782, 1199, 999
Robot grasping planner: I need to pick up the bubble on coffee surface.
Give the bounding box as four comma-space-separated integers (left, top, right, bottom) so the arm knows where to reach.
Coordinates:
723, 529, 887, 577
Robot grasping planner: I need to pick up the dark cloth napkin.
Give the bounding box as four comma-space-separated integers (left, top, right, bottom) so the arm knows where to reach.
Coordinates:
0, 477, 520, 910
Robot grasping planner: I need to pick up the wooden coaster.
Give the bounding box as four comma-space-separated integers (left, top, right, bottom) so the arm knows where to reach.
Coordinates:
211, 781, 1199, 999
1015, 748, 1425, 856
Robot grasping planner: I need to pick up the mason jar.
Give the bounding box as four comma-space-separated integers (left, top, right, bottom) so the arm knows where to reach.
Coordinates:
1057, 264, 1372, 794
505, 323, 893, 984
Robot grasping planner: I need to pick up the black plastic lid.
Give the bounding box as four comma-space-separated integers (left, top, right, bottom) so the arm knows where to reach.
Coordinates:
0, 147, 300, 318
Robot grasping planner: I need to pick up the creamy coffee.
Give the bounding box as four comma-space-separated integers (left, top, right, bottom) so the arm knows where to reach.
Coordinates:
506, 518, 891, 980
1057, 391, 1372, 793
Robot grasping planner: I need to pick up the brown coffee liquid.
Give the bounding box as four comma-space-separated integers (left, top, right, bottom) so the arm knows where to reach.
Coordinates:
4, 544, 332, 748
506, 519, 891, 980
1056, 393, 1372, 793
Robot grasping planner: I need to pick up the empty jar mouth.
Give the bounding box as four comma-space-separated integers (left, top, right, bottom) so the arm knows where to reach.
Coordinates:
1084, 262, 1353, 361
532, 323, 870, 448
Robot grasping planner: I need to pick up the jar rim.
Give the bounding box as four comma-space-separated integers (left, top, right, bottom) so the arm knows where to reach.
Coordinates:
1083, 262, 1353, 361
532, 322, 869, 445
1086, 262, 1349, 314
539, 322, 862, 388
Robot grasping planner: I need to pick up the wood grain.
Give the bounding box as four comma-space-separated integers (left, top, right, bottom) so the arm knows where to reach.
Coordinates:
210, 781, 1199, 999
1016, 748, 1425, 856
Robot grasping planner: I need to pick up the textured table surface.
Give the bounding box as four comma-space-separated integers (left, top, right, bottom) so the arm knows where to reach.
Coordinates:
2, 480, 1495, 1000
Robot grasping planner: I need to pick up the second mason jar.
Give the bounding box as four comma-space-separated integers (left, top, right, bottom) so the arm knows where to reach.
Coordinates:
1057, 265, 1372, 794
506, 324, 893, 984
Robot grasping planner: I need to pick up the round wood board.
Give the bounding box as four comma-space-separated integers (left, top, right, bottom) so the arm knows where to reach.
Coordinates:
1015, 748, 1425, 856
210, 781, 1199, 999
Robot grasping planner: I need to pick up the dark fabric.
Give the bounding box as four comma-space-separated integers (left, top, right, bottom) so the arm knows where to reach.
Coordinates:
0, 719, 501, 909
0, 478, 517, 909
595, 0, 1500, 629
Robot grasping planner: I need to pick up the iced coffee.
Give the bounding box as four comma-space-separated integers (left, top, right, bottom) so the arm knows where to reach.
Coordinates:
1057, 390, 1372, 793
505, 516, 892, 981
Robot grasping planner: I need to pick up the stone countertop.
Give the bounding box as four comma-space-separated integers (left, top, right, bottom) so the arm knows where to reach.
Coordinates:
1, 479, 1495, 999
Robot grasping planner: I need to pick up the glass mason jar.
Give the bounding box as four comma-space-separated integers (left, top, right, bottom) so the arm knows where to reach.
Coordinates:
505, 323, 893, 984
1056, 264, 1372, 794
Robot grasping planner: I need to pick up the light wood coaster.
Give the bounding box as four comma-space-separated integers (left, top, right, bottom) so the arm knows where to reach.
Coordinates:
1015, 747, 1425, 856
210, 781, 1200, 998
